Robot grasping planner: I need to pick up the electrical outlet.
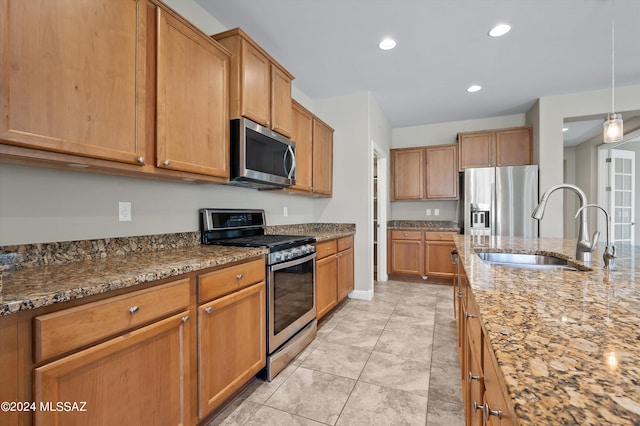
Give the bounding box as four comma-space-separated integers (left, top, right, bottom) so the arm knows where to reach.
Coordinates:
434, 209, 440, 216
283, 206, 288, 217
119, 202, 132, 222
426, 209, 432, 216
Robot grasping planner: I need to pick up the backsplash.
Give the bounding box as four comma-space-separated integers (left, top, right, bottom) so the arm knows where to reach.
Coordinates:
0, 223, 356, 270
387, 220, 458, 230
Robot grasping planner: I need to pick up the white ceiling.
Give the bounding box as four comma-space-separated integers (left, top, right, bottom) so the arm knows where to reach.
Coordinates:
195, 0, 640, 134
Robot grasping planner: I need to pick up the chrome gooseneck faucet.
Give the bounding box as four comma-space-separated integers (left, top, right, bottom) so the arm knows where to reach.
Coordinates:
531, 184, 599, 262
574, 204, 616, 270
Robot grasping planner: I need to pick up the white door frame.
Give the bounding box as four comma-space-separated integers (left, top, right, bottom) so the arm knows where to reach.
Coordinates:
373, 142, 388, 282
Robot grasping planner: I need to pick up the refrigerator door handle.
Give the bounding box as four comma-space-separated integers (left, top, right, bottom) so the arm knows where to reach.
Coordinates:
491, 180, 496, 236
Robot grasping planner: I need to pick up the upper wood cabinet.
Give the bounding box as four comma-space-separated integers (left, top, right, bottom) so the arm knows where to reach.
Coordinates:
0, 0, 147, 165
391, 144, 458, 201
312, 117, 334, 196
286, 100, 334, 197
391, 148, 424, 200
0, 0, 232, 182
425, 144, 458, 199
156, 8, 230, 178
458, 126, 532, 170
213, 28, 294, 137
290, 101, 314, 192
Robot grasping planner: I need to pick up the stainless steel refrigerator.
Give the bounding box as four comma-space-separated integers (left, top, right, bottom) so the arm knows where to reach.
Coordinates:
459, 165, 539, 237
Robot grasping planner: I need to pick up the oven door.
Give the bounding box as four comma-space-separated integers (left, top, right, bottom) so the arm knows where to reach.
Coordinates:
268, 252, 316, 352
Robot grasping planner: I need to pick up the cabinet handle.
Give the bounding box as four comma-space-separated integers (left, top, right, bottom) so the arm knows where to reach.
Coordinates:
182, 315, 189, 323
465, 312, 477, 319
205, 307, 213, 314
129, 306, 139, 314
266, 120, 271, 127
457, 291, 463, 298
482, 403, 502, 420
274, 124, 280, 129
163, 160, 170, 166
468, 371, 480, 382
137, 156, 145, 164
236, 273, 243, 280
403, 233, 408, 237
473, 401, 485, 413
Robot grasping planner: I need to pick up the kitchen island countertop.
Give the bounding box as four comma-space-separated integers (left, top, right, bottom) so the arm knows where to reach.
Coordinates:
454, 235, 640, 425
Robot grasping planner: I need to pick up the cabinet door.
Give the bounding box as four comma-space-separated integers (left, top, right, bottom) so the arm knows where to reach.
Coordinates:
0, 315, 18, 426
316, 254, 338, 319
312, 119, 334, 196
389, 239, 423, 275
425, 145, 458, 199
271, 65, 293, 137
425, 242, 457, 277
34, 312, 191, 426
495, 127, 532, 166
241, 41, 271, 127
156, 9, 229, 177
337, 247, 354, 302
198, 281, 266, 418
458, 132, 493, 170
0, 0, 146, 164
290, 101, 313, 192
391, 148, 424, 200
483, 344, 515, 426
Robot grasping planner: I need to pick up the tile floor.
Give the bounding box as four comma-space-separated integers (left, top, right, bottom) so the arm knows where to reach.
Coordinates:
208, 280, 464, 426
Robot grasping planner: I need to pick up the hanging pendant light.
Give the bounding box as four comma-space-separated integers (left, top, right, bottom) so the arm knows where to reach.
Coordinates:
604, 0, 623, 143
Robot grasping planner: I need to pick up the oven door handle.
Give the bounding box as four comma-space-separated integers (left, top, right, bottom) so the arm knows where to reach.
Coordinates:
270, 252, 317, 272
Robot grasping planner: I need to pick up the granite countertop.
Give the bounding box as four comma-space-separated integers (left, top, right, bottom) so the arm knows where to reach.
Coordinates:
454, 235, 640, 425
387, 220, 459, 232
0, 223, 356, 316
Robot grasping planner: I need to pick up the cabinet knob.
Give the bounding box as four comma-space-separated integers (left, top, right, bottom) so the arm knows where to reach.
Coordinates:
483, 403, 502, 420
274, 124, 280, 129
465, 312, 477, 319
182, 315, 189, 323
403, 233, 408, 237
163, 160, 170, 166
137, 156, 145, 164
205, 307, 213, 314
473, 401, 485, 413
468, 371, 480, 382
236, 273, 243, 280
266, 120, 271, 127
129, 306, 139, 314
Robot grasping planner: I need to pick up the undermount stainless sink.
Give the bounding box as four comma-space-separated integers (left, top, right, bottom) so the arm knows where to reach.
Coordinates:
476, 251, 581, 271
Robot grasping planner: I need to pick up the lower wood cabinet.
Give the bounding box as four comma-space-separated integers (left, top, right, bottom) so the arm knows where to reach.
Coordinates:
17, 257, 269, 426
455, 260, 516, 426
316, 236, 354, 320
388, 230, 457, 281
197, 281, 266, 418
32, 278, 192, 426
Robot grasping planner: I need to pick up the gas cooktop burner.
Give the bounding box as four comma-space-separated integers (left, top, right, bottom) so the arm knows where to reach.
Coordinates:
207, 234, 315, 251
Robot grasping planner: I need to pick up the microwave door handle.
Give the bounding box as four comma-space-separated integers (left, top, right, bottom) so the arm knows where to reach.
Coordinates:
284, 145, 296, 179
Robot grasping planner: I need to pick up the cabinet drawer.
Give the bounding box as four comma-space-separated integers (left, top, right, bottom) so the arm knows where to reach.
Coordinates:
198, 258, 265, 303
424, 231, 457, 241
391, 230, 422, 240
315, 240, 337, 260
337, 236, 354, 252
34, 279, 190, 363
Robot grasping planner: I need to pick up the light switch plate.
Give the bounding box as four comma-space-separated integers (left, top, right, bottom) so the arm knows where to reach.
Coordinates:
426, 209, 432, 216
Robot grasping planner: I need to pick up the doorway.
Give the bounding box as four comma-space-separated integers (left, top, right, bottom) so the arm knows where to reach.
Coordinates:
598, 147, 636, 246
372, 143, 387, 283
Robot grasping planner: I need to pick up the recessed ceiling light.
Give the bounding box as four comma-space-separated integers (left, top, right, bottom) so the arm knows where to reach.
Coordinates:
378, 38, 396, 50
466, 85, 482, 93
562, 127, 569, 132
489, 24, 511, 37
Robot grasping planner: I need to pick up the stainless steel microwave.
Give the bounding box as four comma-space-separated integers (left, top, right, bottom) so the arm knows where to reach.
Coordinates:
229, 117, 296, 189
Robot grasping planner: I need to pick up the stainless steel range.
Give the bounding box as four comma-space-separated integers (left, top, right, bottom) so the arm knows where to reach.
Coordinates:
199, 208, 317, 381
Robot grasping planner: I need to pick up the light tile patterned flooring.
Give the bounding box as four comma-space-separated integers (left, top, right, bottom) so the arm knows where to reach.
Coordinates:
208, 280, 464, 426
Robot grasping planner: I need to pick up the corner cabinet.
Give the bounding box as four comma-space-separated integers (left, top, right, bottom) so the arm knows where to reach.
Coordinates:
316, 236, 354, 320
391, 144, 458, 201
458, 126, 532, 170
213, 28, 293, 138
